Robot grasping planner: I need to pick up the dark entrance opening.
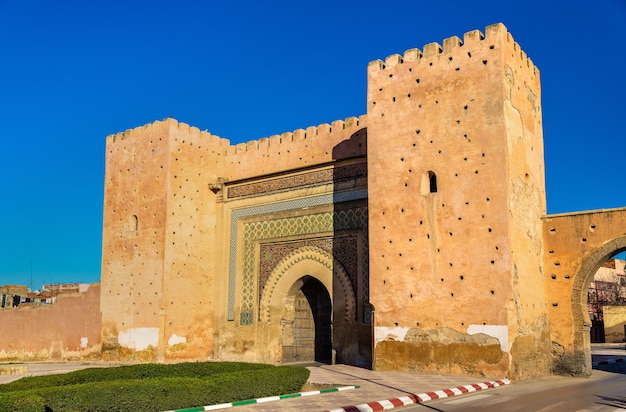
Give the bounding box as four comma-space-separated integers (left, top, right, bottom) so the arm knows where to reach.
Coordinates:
291, 277, 332, 363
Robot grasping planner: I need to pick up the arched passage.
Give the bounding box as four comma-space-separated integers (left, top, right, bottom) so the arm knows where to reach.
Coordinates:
543, 208, 626, 376
570, 236, 626, 373
259, 246, 357, 364
281, 276, 332, 363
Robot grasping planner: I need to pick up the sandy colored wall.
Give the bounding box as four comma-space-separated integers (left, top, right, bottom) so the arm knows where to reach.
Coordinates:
159, 122, 226, 361
500, 25, 551, 380
603, 306, 626, 343
222, 116, 367, 181
0, 283, 101, 361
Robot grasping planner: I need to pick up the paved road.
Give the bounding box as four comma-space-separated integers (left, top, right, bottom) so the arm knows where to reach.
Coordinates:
403, 362, 626, 411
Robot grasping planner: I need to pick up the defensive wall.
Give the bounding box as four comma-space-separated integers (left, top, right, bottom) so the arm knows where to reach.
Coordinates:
0, 283, 101, 361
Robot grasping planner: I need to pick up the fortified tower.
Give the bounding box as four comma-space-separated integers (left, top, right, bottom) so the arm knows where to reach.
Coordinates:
101, 122, 229, 360
367, 23, 550, 378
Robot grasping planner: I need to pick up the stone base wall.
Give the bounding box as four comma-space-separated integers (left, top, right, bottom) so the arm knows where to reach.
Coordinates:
603, 306, 626, 343
373, 327, 508, 378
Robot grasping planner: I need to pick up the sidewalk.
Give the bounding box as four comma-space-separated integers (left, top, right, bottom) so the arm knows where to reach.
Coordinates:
195, 344, 626, 411
591, 342, 626, 366
232, 364, 507, 411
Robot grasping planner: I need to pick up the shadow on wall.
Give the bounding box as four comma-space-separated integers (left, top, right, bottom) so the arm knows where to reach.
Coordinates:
331, 127, 372, 368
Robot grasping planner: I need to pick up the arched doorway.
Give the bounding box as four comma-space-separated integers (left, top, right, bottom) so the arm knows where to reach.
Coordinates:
259, 246, 358, 365
587, 251, 626, 343
571, 237, 626, 374
283, 276, 332, 363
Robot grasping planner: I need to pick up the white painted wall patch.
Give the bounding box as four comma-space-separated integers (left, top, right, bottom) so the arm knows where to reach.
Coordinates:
374, 326, 410, 346
467, 324, 509, 352
118, 327, 159, 351
168, 334, 187, 346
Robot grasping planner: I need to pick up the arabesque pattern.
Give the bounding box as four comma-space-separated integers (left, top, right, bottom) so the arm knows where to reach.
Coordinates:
240, 208, 367, 324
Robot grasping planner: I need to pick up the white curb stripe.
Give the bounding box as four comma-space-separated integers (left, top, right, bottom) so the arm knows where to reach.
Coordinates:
204, 403, 232, 410
397, 395, 414, 405
337, 385, 356, 391
327, 379, 511, 412
256, 396, 280, 403
450, 387, 463, 395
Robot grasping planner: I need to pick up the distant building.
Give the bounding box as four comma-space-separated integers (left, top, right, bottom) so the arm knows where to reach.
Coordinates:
0, 282, 90, 308
43, 283, 84, 295
0, 285, 29, 296
0, 285, 30, 308
588, 258, 626, 342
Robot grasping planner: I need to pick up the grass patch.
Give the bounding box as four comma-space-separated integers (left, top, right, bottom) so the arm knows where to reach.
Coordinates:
0, 362, 310, 412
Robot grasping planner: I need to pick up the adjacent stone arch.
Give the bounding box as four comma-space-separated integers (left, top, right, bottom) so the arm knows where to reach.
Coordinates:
544, 208, 626, 376
259, 246, 356, 324
571, 236, 626, 351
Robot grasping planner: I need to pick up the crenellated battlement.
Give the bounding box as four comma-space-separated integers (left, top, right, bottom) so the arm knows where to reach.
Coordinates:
224, 114, 367, 157
106, 115, 367, 159
367, 23, 538, 76
106, 118, 231, 149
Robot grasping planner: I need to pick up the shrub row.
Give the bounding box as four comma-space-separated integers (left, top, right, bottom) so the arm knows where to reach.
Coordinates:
0, 361, 270, 393
0, 363, 310, 412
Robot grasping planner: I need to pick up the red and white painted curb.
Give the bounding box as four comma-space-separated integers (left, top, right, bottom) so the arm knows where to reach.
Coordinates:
325, 379, 510, 412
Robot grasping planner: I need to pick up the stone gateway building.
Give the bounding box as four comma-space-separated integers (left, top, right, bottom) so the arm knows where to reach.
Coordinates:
99, 23, 626, 380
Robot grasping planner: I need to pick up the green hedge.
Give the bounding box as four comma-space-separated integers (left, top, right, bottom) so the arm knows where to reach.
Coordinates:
0, 361, 270, 393
0, 363, 310, 412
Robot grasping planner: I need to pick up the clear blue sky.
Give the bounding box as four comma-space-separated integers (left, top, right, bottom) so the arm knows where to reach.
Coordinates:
1, 1, 625, 289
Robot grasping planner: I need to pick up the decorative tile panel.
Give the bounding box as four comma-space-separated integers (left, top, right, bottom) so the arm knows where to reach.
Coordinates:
227, 162, 367, 199
240, 208, 367, 324
228, 188, 367, 322
258, 236, 359, 302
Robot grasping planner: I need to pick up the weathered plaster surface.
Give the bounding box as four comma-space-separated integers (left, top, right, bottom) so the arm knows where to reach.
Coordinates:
467, 325, 508, 352
375, 327, 507, 377
374, 326, 410, 346
118, 327, 159, 351
603, 306, 626, 343
0, 284, 101, 361
168, 334, 187, 346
